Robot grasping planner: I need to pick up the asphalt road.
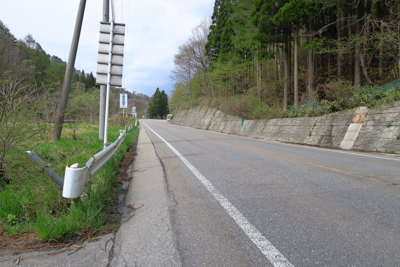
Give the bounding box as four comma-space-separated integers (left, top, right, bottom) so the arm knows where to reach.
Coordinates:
141, 119, 400, 267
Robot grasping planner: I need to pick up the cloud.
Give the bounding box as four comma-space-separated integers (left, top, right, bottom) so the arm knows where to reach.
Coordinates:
0, 0, 214, 97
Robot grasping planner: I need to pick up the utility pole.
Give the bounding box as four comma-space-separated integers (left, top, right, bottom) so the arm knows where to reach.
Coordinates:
52, 0, 86, 142
99, 0, 109, 140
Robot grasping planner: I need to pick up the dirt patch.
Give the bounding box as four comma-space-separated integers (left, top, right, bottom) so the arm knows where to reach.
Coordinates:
111, 138, 138, 224
0, 233, 69, 257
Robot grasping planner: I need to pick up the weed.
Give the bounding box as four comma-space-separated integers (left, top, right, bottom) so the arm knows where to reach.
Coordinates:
309, 131, 312, 136
7, 214, 17, 225
390, 151, 395, 154
387, 123, 392, 127
397, 135, 400, 140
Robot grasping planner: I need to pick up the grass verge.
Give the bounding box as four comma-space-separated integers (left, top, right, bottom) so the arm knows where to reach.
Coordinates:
0, 123, 139, 242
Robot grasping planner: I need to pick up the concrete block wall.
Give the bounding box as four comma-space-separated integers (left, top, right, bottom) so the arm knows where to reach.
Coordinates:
304, 109, 356, 147
172, 102, 400, 153
352, 102, 400, 152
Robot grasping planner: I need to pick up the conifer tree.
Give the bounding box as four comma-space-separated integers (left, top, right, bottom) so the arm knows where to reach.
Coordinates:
80, 70, 87, 89
148, 88, 170, 119
206, 0, 234, 63
205, 0, 223, 62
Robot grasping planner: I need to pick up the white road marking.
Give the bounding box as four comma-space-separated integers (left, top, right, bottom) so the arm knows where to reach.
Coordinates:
284, 143, 400, 162
143, 121, 293, 267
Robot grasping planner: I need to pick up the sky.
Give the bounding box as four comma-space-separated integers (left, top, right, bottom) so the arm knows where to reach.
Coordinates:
0, 0, 214, 97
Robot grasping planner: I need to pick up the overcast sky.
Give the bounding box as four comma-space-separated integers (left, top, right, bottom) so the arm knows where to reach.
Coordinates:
0, 0, 214, 97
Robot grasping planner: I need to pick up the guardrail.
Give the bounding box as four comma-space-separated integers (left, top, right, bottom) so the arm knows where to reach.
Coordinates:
26, 125, 134, 199
62, 129, 127, 199
26, 151, 64, 188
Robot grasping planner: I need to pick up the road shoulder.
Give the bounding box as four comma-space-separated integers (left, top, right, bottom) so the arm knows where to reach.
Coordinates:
110, 125, 181, 266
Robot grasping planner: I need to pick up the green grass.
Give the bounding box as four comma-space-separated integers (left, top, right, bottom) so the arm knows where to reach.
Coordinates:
0, 123, 139, 241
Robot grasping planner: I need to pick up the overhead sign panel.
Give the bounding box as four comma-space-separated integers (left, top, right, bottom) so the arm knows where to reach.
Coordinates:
96, 22, 125, 86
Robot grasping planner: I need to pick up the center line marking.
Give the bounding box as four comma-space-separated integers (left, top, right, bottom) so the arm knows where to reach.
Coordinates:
143, 121, 293, 267
162, 122, 360, 177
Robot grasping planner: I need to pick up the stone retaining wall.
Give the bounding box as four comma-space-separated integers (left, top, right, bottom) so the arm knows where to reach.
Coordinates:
352, 102, 400, 152
172, 102, 400, 153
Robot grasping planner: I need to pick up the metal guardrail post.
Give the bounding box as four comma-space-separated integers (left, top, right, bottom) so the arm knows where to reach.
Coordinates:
62, 130, 127, 198
25, 151, 64, 188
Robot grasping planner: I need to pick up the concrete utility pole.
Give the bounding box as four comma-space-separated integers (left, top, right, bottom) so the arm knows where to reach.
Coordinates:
99, 0, 109, 140
52, 0, 87, 142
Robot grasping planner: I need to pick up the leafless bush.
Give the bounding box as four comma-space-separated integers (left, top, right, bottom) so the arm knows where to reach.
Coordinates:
0, 61, 55, 184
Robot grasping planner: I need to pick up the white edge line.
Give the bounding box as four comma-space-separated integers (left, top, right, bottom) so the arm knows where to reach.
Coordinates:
142, 121, 293, 267
273, 140, 400, 162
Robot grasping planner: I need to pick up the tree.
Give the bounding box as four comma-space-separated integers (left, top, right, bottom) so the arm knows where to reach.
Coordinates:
206, 0, 223, 62
206, 0, 234, 63
253, 0, 292, 108
68, 90, 100, 124
147, 88, 170, 119
79, 69, 87, 90
85, 72, 96, 90
219, 1, 235, 61
172, 20, 211, 97
274, 0, 319, 106
0, 21, 20, 74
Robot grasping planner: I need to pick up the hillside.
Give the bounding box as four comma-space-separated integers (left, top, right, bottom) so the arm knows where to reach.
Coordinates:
170, 0, 400, 120
0, 20, 150, 121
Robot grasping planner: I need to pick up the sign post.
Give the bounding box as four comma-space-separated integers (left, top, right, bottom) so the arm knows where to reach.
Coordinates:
132, 107, 137, 118
96, 21, 125, 148
120, 93, 128, 127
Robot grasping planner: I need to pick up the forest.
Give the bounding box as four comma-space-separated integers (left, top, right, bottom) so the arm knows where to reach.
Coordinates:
171, 0, 400, 119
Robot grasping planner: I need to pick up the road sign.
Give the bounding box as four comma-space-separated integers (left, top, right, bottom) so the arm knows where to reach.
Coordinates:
120, 94, 128, 108
96, 22, 125, 86
132, 107, 136, 113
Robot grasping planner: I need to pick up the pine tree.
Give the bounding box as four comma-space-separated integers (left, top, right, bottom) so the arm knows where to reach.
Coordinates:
86, 72, 96, 90
148, 88, 169, 119
205, 0, 234, 63
205, 0, 223, 62
160, 90, 170, 117
218, 0, 234, 62
80, 70, 87, 89
231, 0, 255, 60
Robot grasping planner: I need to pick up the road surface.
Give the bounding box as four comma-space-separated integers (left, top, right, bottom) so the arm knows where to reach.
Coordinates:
141, 119, 400, 266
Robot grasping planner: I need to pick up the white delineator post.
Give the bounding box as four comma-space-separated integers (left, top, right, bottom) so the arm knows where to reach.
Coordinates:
103, 20, 114, 148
